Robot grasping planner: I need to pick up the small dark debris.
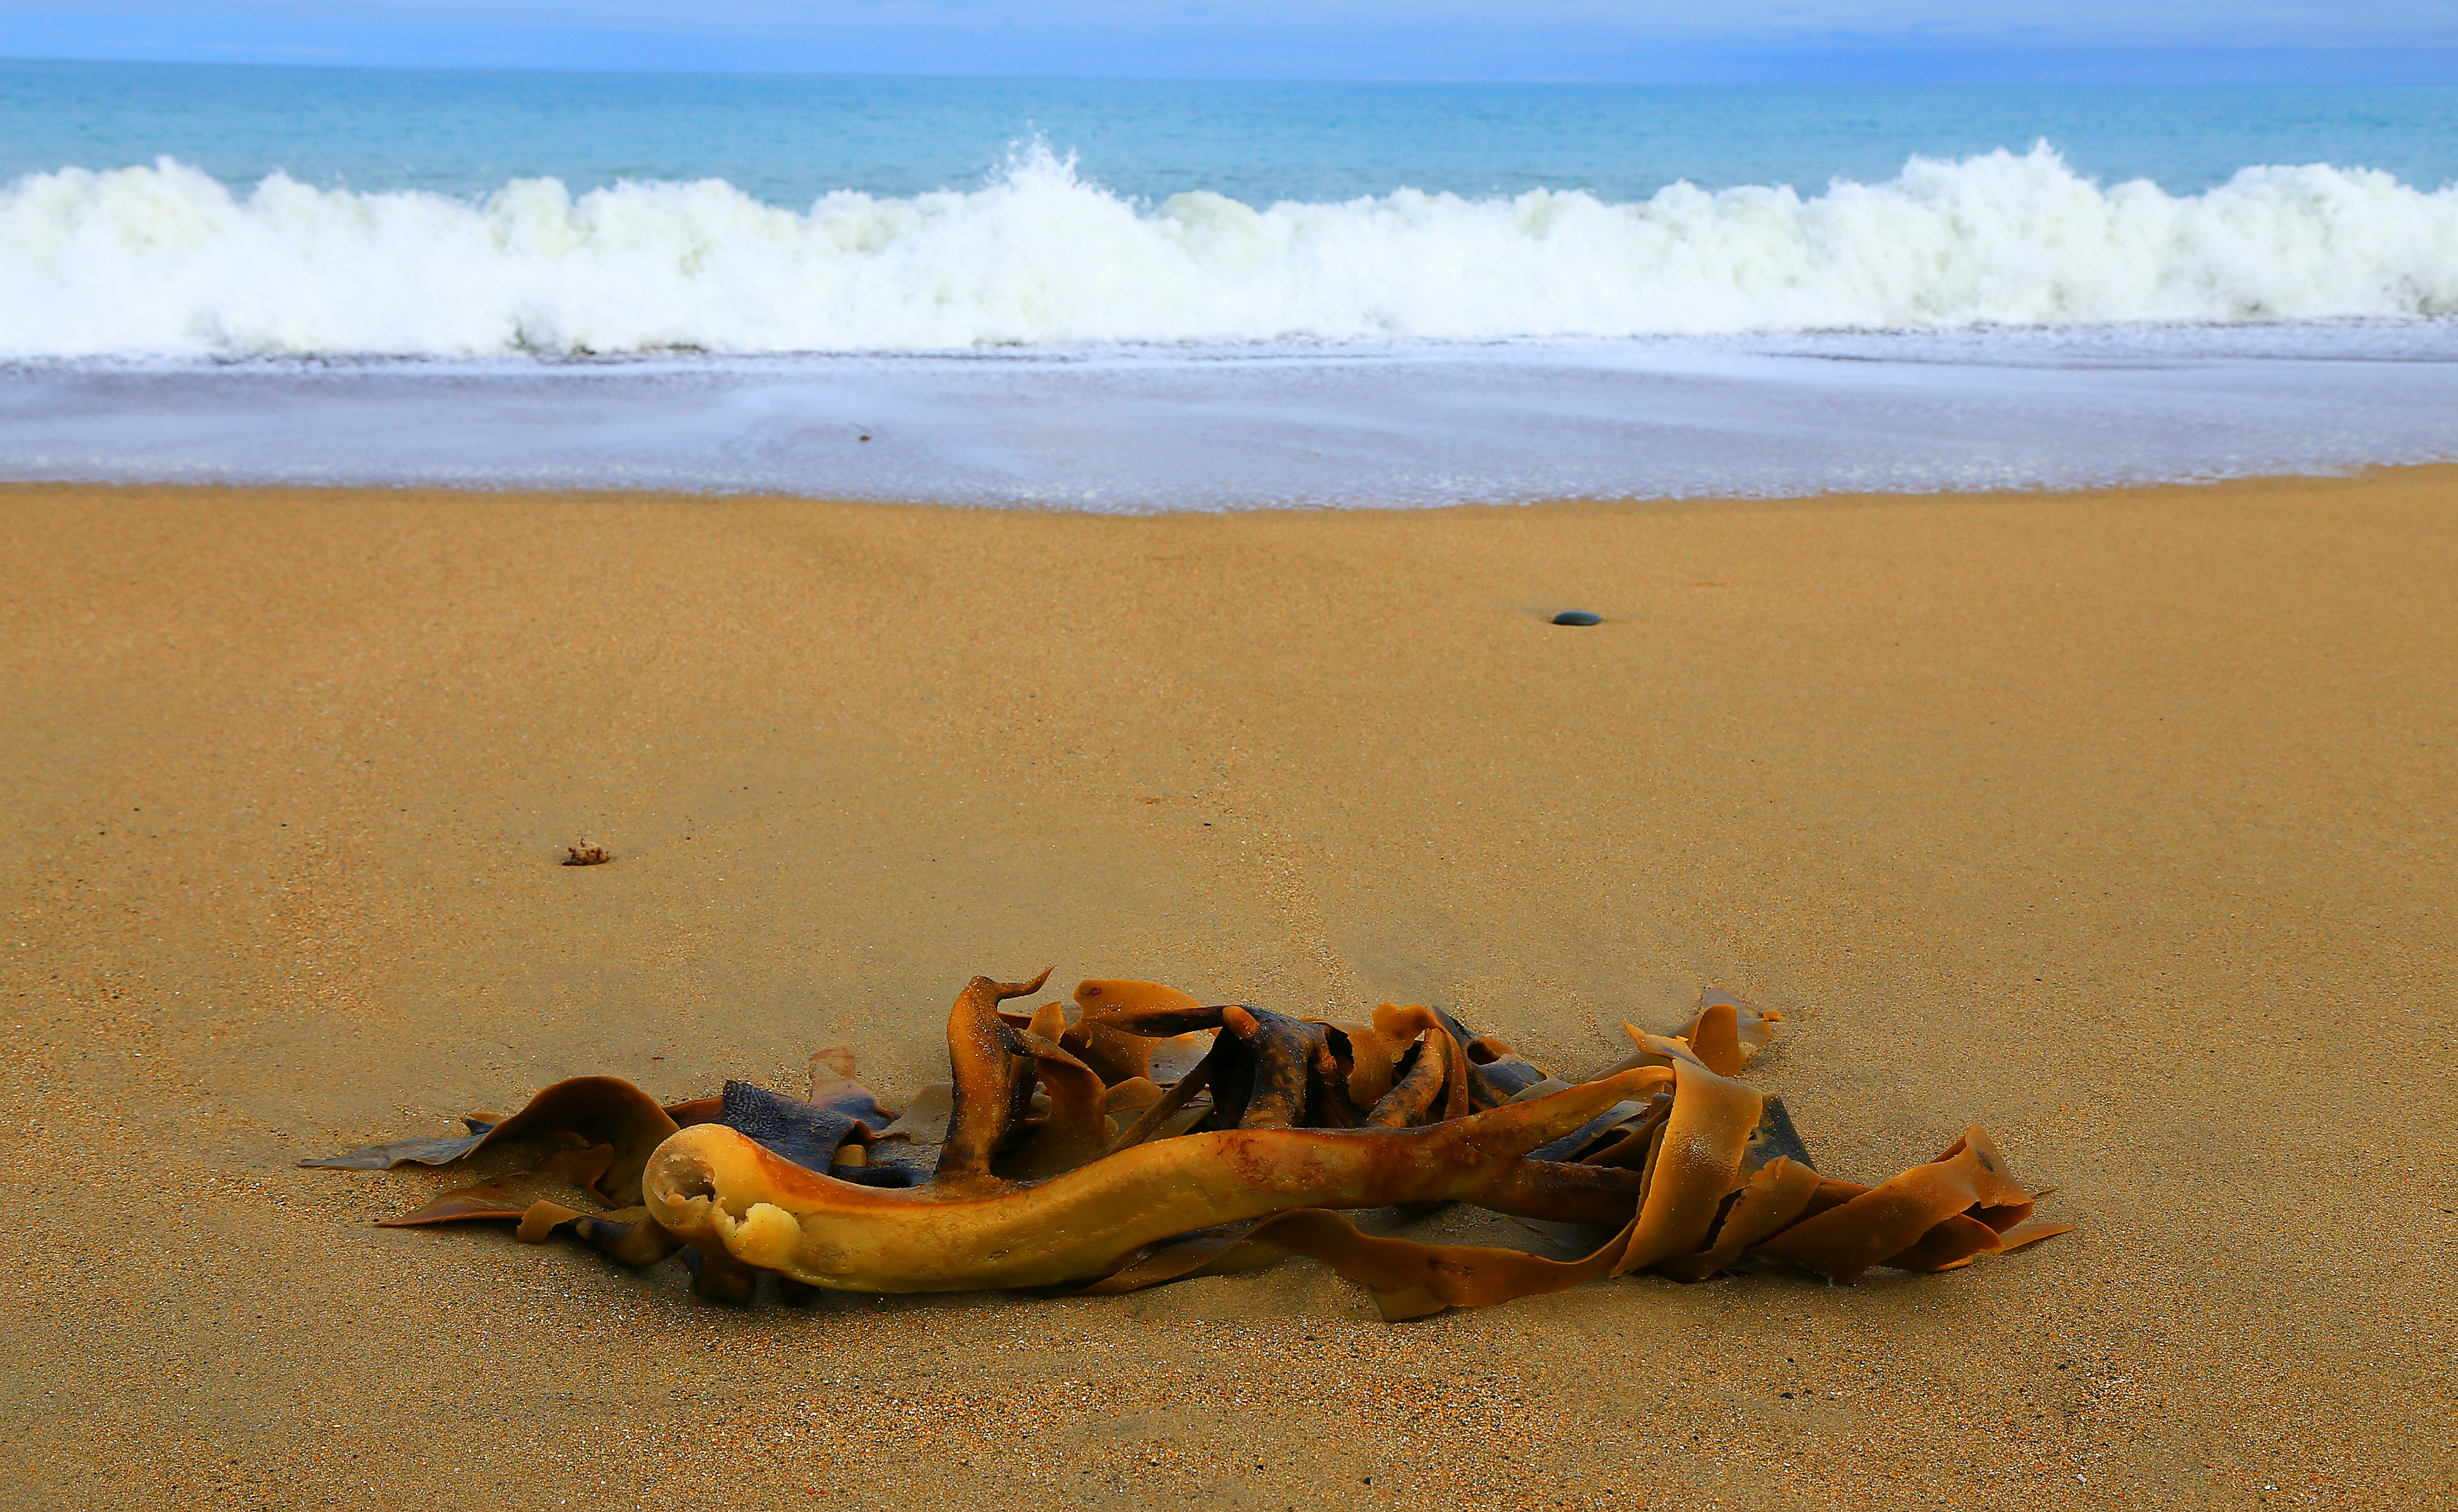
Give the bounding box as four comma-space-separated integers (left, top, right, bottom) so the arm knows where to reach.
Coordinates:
565, 842, 613, 866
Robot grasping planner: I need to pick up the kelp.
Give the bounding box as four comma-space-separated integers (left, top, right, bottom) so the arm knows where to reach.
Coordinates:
305, 974, 2068, 1318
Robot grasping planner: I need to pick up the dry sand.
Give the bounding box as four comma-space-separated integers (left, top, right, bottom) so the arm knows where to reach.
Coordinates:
2, 471, 2453, 1509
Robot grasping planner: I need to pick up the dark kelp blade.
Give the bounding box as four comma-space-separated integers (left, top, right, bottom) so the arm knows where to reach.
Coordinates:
1526, 1100, 1651, 1163
1429, 1006, 1551, 1105
1574, 1092, 1672, 1169
1067, 1221, 1274, 1295
1371, 1004, 1472, 1119
1364, 1034, 1452, 1127
1217, 1005, 1330, 1130
1740, 1096, 1815, 1176
718, 1081, 862, 1173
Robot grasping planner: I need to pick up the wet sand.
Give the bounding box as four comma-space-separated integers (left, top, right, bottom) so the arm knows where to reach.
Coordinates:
2, 471, 2452, 1509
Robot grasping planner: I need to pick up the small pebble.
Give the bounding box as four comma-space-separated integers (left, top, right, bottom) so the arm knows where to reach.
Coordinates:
1550, 610, 1603, 626
564, 842, 613, 866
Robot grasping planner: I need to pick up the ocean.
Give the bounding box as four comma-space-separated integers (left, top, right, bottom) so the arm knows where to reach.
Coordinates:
4, 60, 2456, 506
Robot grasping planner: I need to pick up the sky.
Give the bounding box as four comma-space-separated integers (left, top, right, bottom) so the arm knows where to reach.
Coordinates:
3, 0, 2454, 82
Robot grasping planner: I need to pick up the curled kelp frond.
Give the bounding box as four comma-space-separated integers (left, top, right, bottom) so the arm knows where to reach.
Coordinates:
305, 977, 2069, 1319
303, 1076, 682, 1206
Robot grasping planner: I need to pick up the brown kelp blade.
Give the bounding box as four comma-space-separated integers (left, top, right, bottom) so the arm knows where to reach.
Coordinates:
1109, 1065, 1216, 1150
1587, 992, 1784, 1081
517, 1203, 688, 1268
936, 969, 1055, 1187
304, 1075, 681, 1207
1677, 993, 1785, 1077
1068, 980, 1222, 1085
1365, 1031, 1455, 1127
377, 1145, 615, 1227
1993, 1219, 2078, 1251
367, 1139, 689, 1267
805, 1048, 898, 1127
1472, 1158, 1650, 1224
1750, 1127, 2039, 1283
998, 1030, 1111, 1179
1094, 1206, 1644, 1322
1080, 1124, 2053, 1321
1101, 1077, 1164, 1118
871, 1082, 954, 1145
1605, 1028, 1765, 1276
1653, 1155, 1825, 1282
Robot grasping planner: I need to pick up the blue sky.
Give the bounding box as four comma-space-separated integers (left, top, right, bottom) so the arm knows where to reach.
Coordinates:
4, 0, 2453, 82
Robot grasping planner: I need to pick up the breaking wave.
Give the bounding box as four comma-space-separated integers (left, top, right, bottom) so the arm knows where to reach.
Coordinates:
3, 144, 2454, 356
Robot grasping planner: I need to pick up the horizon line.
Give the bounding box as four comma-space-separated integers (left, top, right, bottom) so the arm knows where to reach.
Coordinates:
6, 44, 2456, 88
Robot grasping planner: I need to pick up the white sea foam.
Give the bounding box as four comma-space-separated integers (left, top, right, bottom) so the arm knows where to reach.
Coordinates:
2, 145, 2454, 357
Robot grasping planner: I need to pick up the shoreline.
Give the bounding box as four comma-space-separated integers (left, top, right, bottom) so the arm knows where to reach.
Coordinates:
4, 454, 2452, 513
10, 324, 2456, 509
4, 468, 2451, 1507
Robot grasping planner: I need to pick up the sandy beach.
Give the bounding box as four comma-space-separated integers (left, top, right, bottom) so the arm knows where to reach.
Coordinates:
2, 470, 2452, 1509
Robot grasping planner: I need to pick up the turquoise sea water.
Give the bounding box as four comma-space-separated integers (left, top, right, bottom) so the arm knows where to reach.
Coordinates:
6, 60, 2456, 205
